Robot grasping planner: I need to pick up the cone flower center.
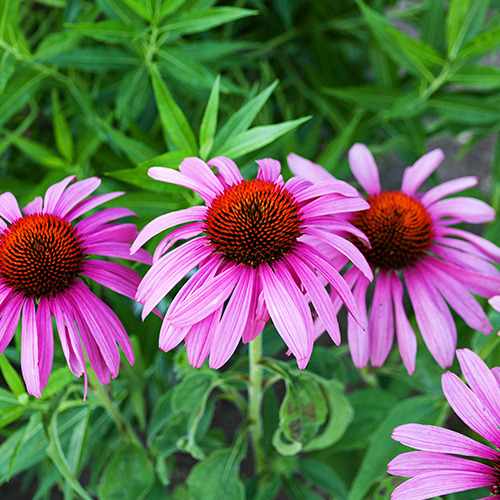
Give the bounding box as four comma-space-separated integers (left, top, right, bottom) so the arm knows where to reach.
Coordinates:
352, 191, 434, 270
0, 213, 84, 297
205, 179, 304, 266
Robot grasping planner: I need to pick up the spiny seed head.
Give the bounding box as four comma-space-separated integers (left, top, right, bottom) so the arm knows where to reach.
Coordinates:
0, 213, 84, 297
204, 179, 304, 267
352, 191, 434, 270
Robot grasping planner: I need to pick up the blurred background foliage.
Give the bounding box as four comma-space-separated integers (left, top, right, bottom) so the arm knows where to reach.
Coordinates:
2, 0, 500, 499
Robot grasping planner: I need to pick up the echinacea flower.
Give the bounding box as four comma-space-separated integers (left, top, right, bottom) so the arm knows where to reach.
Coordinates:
388, 348, 500, 499
0, 176, 151, 397
131, 156, 373, 369
288, 145, 500, 373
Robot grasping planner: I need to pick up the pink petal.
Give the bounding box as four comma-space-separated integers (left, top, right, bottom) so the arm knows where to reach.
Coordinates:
348, 143, 381, 195
43, 176, 76, 214
284, 176, 313, 198
0, 192, 22, 223
66, 192, 125, 221
0, 292, 24, 353
404, 266, 456, 369
369, 271, 394, 367
185, 306, 222, 367
209, 266, 254, 369
158, 319, 190, 352
293, 180, 360, 203
83, 223, 137, 246
179, 157, 224, 196
388, 450, 494, 477
22, 196, 43, 215
401, 149, 444, 196
256, 158, 281, 182
390, 272, 416, 374
347, 271, 370, 368
76, 207, 137, 235
391, 471, 493, 500
260, 262, 313, 369
53, 177, 101, 217
430, 197, 495, 224
85, 242, 152, 265
36, 297, 53, 390
489, 295, 500, 312
21, 298, 42, 398
131, 206, 206, 254
442, 370, 500, 446
153, 222, 205, 263
208, 156, 243, 185
301, 195, 370, 219
392, 423, 499, 460
421, 176, 478, 207
287, 152, 335, 183
457, 349, 500, 426
438, 226, 500, 262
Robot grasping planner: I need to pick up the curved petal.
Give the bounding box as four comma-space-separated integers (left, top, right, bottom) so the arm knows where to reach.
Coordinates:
287, 152, 335, 183
21, 298, 42, 398
43, 176, 76, 214
421, 176, 478, 207
0, 292, 24, 353
293, 180, 360, 203
179, 157, 224, 196
348, 143, 381, 195
85, 242, 152, 265
256, 158, 281, 182
208, 156, 243, 185
66, 192, 124, 221
53, 177, 101, 218
301, 194, 370, 219
437, 226, 500, 262
430, 197, 495, 224
76, 207, 137, 236
401, 149, 444, 196
0, 192, 22, 223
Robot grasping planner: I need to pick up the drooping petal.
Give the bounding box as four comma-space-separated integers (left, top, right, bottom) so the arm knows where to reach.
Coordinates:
392, 423, 499, 460
347, 271, 370, 368
287, 152, 335, 183
401, 149, 444, 196
159, 319, 190, 353
36, 296, 53, 390
421, 176, 478, 207
0, 293, 24, 353
348, 143, 381, 195
430, 197, 495, 224
21, 298, 41, 398
369, 270, 394, 367
208, 157, 243, 185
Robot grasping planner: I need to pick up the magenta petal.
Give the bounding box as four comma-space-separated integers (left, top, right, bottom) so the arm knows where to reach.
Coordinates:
442, 371, 500, 446
209, 266, 254, 369
208, 156, 243, 185
85, 242, 151, 265
401, 149, 444, 196
76, 207, 137, 235
66, 192, 124, 221
390, 272, 417, 374
0, 192, 23, 223
388, 451, 494, 477
36, 297, 53, 390
153, 222, 205, 263
43, 176, 76, 214
179, 157, 224, 197
369, 271, 394, 367
430, 197, 495, 224
131, 206, 206, 254
21, 298, 42, 398
405, 266, 456, 369
392, 423, 499, 460
348, 272, 370, 368
456, 349, 500, 427
421, 176, 478, 207
83, 224, 137, 246
294, 179, 360, 203
289, 254, 341, 345
489, 295, 500, 312
391, 471, 493, 500
261, 262, 313, 368
256, 158, 281, 182
287, 152, 335, 183
22, 196, 43, 216
0, 293, 24, 353
439, 226, 500, 262
301, 195, 370, 218
348, 143, 381, 195
158, 319, 190, 352
53, 177, 101, 217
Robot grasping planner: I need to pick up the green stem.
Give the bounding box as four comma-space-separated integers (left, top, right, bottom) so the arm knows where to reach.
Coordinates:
248, 335, 266, 474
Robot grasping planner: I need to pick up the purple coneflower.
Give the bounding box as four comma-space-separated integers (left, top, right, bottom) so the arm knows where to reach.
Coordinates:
131, 156, 372, 369
0, 176, 151, 397
288, 145, 500, 373
388, 348, 500, 499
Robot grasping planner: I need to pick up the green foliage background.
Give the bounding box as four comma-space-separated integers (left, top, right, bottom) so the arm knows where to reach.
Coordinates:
1, 0, 500, 498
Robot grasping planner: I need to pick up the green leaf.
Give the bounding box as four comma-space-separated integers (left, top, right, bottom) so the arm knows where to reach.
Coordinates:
42, 367, 76, 400
34, 32, 82, 60
323, 85, 400, 111
150, 64, 197, 154
158, 0, 187, 21
96, 0, 147, 27
211, 80, 278, 154
0, 50, 16, 93
48, 48, 141, 72
213, 117, 310, 159
357, 0, 444, 82
446, 0, 491, 59
98, 444, 155, 500
120, 0, 151, 21
159, 7, 257, 36
12, 136, 67, 169
300, 459, 348, 500
421, 0, 447, 53
458, 25, 500, 61
199, 75, 220, 159
0, 354, 25, 397
347, 395, 441, 500
65, 21, 138, 44
187, 449, 245, 500
428, 94, 500, 125
448, 66, 500, 89
52, 90, 74, 164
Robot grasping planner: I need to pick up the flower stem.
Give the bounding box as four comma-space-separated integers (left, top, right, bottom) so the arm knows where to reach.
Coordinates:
248, 334, 266, 474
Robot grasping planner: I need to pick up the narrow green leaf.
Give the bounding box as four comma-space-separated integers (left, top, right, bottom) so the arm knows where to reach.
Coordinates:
159, 7, 257, 36
0, 354, 25, 397
0, 50, 16, 93
448, 66, 500, 89
158, 0, 187, 21
48, 48, 141, 72
357, 0, 444, 82
421, 0, 446, 53
98, 444, 155, 500
458, 25, 500, 61
12, 136, 67, 169
300, 459, 348, 500
116, 66, 150, 119
323, 85, 400, 111
96, 0, 147, 27
42, 367, 76, 400
187, 449, 245, 500
52, 91, 74, 164
34, 32, 83, 60
65, 21, 138, 44
150, 64, 197, 154
0, 406, 24, 430
199, 75, 220, 159
211, 80, 279, 154
120, 0, 151, 21
428, 94, 500, 125
347, 395, 440, 500
214, 117, 310, 159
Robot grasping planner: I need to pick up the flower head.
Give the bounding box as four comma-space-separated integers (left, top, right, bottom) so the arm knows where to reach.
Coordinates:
388, 348, 500, 499
288, 145, 500, 373
0, 176, 151, 397
132, 156, 372, 369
